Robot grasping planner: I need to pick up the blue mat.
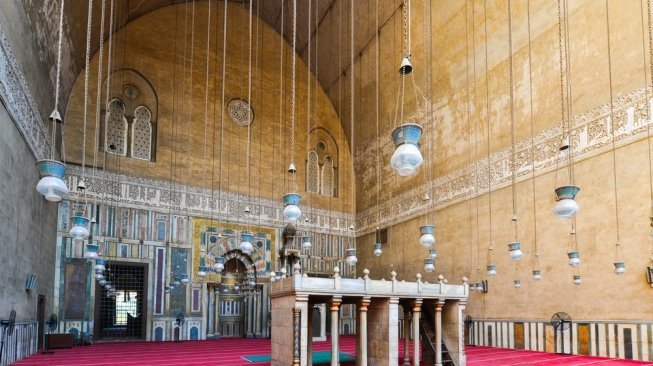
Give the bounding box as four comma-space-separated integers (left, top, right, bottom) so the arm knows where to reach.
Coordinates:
243, 351, 355, 363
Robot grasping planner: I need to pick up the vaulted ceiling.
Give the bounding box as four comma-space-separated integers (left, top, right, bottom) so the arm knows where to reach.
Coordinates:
19, 0, 401, 122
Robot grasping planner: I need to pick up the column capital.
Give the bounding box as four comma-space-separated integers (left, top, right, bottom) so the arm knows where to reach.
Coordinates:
412, 298, 422, 313
436, 299, 445, 311
330, 296, 342, 310
359, 297, 371, 312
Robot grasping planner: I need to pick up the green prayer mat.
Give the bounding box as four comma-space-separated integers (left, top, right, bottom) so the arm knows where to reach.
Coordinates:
242, 351, 355, 363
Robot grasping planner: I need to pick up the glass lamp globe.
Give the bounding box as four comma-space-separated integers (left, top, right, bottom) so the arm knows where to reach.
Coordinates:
613, 261, 625, 275
70, 216, 90, 240
390, 124, 424, 177
391, 144, 423, 176
181, 274, 190, 284
419, 225, 435, 248
240, 232, 254, 255
553, 186, 580, 219
104, 284, 112, 290
508, 242, 523, 260
85, 250, 98, 260
197, 266, 207, 277
424, 258, 435, 273
35, 160, 69, 202
487, 264, 497, 277
554, 198, 579, 219
95, 260, 106, 272
234, 283, 240, 292
428, 248, 437, 259
213, 257, 225, 272
532, 270, 542, 281
514, 280, 521, 289
373, 243, 382, 257
95, 273, 104, 280
345, 248, 358, 266
573, 275, 582, 285
99, 279, 107, 286
302, 236, 312, 250
567, 251, 580, 267
282, 193, 302, 223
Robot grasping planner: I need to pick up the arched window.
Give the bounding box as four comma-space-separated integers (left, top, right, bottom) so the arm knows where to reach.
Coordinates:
105, 98, 128, 156
131, 106, 152, 161
321, 155, 334, 196
306, 150, 319, 193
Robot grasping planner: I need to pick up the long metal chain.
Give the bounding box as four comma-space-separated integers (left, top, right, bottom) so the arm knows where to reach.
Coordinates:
92, 0, 107, 180
527, 0, 539, 269
81, 0, 94, 180
218, 0, 228, 221
402, 0, 408, 57
605, 0, 621, 251
646, 0, 653, 255
376, 0, 381, 226
306, 0, 312, 186
247, 0, 253, 203
483, 0, 494, 262
350, 0, 355, 226
203, 0, 211, 159
290, 0, 297, 189
51, 0, 65, 160
508, 0, 518, 242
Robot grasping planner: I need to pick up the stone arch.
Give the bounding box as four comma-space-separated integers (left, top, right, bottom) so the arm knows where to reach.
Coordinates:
105, 98, 128, 156
306, 150, 319, 193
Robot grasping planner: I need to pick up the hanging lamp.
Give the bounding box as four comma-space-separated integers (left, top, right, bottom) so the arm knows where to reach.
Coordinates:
240, 231, 254, 255
419, 225, 435, 248
36, 0, 68, 202
483, 0, 496, 281
604, 0, 626, 276
390, 0, 423, 177
282, 0, 301, 224
424, 258, 435, 273
373, 227, 382, 257
553, 0, 580, 219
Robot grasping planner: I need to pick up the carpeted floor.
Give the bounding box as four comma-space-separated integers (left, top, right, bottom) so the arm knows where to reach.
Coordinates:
14, 336, 653, 365
466, 345, 653, 365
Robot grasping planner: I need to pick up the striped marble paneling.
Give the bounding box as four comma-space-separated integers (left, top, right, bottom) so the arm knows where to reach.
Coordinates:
471, 319, 653, 362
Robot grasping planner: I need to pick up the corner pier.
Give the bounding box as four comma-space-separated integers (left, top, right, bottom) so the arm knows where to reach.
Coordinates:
270, 264, 469, 366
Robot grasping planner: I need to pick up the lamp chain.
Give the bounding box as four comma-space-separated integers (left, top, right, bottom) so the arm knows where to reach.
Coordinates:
51, 0, 65, 160
508, 0, 519, 243
203, 0, 211, 159
81, 0, 94, 182
605, 0, 621, 253
290, 0, 297, 188
92, 0, 107, 182
527, 0, 540, 270
483, 0, 494, 264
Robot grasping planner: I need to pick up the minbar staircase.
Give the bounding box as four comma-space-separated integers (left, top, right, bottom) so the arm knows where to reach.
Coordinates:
419, 307, 458, 366
420, 322, 455, 365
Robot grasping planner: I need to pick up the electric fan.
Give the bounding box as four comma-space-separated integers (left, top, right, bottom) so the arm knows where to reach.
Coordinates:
551, 312, 572, 354
42, 313, 58, 354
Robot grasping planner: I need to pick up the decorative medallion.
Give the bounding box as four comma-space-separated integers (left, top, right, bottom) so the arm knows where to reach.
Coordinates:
122, 84, 140, 100
227, 98, 254, 127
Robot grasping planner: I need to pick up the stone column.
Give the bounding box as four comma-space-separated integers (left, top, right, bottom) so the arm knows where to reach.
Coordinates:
252, 291, 258, 337
458, 301, 467, 366
307, 305, 314, 366
293, 307, 301, 366
435, 300, 445, 366
357, 298, 370, 366
412, 300, 422, 366
330, 297, 342, 366
402, 306, 411, 366
214, 289, 220, 337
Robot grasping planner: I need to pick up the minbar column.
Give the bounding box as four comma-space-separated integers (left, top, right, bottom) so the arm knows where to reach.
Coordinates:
330, 297, 342, 366
435, 300, 445, 366
412, 300, 422, 366
357, 297, 371, 366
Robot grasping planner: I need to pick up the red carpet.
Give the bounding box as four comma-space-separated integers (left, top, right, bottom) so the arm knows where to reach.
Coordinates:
14, 337, 651, 365
466, 345, 653, 365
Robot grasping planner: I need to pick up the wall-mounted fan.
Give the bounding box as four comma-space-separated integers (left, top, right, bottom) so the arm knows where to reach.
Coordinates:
0, 309, 16, 360
551, 312, 572, 354
42, 313, 58, 354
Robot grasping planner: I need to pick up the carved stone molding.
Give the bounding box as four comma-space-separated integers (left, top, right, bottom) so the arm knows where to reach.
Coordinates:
64, 165, 353, 235
0, 25, 52, 161
356, 87, 653, 235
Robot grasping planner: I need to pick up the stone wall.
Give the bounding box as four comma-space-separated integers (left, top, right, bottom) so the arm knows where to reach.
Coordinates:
0, 102, 57, 322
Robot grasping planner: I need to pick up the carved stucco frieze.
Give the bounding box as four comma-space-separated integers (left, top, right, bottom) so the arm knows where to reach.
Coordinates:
64, 165, 353, 235
0, 25, 52, 161
356, 87, 653, 235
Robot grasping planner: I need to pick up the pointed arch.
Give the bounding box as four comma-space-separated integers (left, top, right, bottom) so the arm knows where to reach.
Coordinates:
105, 98, 128, 156
306, 150, 319, 193
131, 105, 153, 161
321, 155, 335, 197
